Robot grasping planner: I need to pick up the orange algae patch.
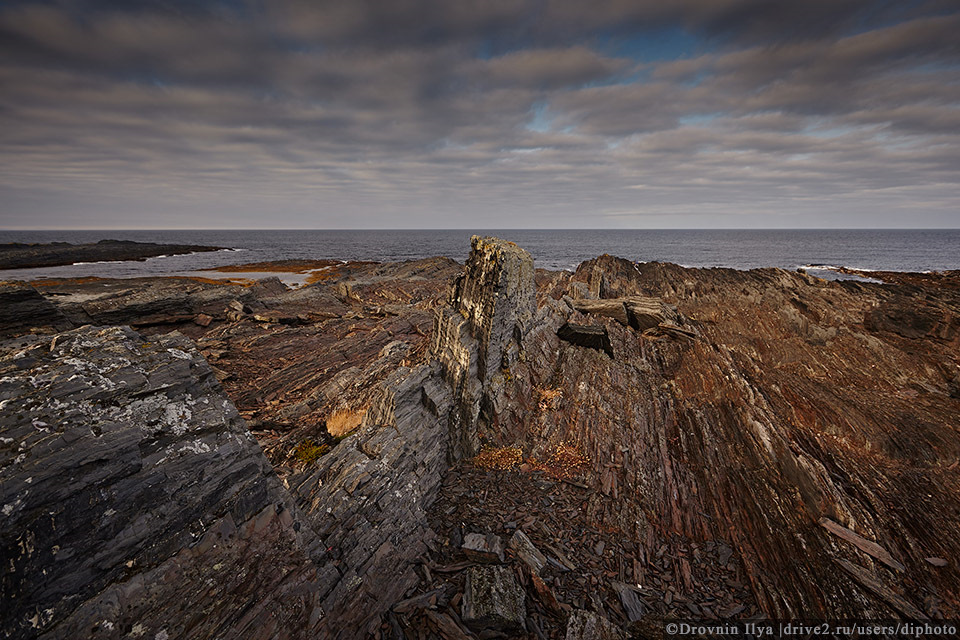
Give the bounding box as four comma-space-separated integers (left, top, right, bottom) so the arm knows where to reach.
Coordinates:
304, 269, 340, 285
537, 387, 564, 411
471, 446, 524, 470
529, 442, 590, 480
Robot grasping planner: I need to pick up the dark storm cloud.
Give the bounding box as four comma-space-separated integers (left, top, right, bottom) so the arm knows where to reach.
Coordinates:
0, 0, 958, 228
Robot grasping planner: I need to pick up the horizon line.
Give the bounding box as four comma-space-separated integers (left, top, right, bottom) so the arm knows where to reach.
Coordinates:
3, 227, 960, 233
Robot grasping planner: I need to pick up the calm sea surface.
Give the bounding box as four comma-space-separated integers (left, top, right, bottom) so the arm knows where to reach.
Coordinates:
1, 229, 958, 282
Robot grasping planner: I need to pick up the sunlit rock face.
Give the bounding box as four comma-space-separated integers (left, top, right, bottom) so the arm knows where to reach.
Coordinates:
432, 236, 538, 460
289, 236, 537, 636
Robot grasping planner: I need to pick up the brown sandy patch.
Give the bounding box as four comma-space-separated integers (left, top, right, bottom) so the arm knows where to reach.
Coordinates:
305, 261, 378, 284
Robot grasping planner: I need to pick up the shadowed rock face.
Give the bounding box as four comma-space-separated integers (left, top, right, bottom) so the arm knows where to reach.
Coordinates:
0, 284, 72, 337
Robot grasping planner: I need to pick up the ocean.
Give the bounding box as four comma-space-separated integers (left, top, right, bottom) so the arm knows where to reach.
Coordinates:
1, 229, 958, 283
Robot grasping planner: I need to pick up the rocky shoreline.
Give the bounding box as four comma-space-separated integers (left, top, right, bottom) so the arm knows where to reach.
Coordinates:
0, 239, 226, 270
2, 238, 959, 639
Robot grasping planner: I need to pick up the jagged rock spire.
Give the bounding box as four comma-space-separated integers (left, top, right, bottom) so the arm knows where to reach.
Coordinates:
432, 236, 536, 460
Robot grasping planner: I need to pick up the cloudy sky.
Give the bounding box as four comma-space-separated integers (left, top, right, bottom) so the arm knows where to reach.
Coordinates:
1, 0, 958, 229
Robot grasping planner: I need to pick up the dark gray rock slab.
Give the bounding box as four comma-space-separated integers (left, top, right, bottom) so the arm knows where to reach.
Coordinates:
0, 284, 72, 337
508, 529, 547, 576
0, 326, 327, 640
461, 565, 526, 632
557, 322, 613, 357
463, 532, 505, 563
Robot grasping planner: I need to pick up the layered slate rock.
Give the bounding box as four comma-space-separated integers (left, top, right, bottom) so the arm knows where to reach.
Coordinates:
570, 295, 680, 331
0, 284, 72, 337
0, 326, 326, 640
7, 238, 959, 638
0, 247, 508, 639
278, 238, 536, 636
37, 277, 278, 329
15, 256, 463, 467
481, 254, 960, 621
288, 363, 453, 639
432, 236, 537, 459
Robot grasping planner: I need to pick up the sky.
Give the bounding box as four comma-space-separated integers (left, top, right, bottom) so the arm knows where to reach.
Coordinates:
1, 0, 959, 229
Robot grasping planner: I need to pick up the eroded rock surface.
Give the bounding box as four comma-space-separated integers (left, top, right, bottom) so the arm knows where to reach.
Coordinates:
462, 565, 526, 632
402, 248, 960, 637
472, 254, 960, 621
0, 326, 325, 640
433, 236, 537, 459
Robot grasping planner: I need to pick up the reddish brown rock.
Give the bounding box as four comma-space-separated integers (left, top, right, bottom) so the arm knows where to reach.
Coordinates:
5, 238, 960, 639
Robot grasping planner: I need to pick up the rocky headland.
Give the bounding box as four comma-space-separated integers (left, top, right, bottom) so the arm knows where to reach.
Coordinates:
0, 240, 226, 270
1, 238, 958, 639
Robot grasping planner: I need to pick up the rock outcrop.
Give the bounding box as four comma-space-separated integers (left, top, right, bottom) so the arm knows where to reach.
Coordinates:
461, 566, 526, 632
288, 363, 453, 638
0, 326, 325, 640
34, 277, 282, 329
0, 239, 224, 270
401, 248, 960, 634
474, 253, 960, 621
432, 236, 537, 459
271, 238, 530, 636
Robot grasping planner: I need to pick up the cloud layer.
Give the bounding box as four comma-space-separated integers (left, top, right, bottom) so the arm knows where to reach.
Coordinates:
1, 0, 958, 228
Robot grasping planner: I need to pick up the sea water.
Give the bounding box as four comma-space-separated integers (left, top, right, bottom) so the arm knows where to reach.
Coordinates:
1, 229, 957, 282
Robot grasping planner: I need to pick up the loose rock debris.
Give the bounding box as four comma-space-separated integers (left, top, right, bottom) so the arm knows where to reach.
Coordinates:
377, 465, 758, 639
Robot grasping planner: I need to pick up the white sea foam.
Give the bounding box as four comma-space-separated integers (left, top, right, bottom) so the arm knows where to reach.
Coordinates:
797, 264, 884, 284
